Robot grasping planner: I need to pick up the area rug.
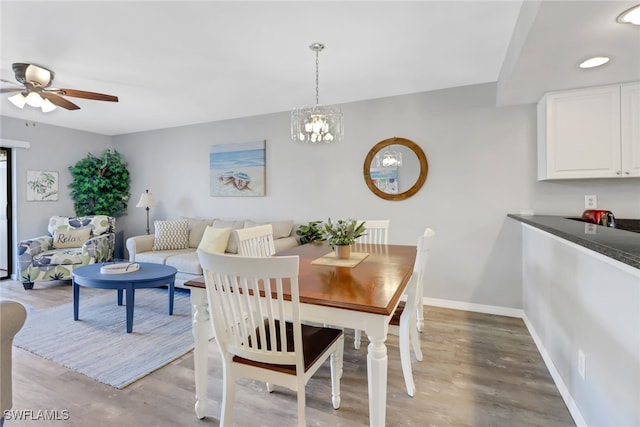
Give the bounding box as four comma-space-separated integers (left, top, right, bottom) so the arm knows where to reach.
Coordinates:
14, 288, 194, 389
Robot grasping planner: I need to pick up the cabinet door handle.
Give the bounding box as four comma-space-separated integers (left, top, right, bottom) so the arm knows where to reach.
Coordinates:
616, 171, 621, 175
624, 171, 630, 175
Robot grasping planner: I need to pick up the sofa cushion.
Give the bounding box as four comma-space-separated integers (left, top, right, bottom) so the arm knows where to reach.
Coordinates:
48, 215, 114, 237
153, 219, 189, 251
198, 226, 231, 254
52, 228, 91, 249
244, 219, 293, 239
89, 215, 115, 236
182, 217, 215, 248
135, 248, 194, 265
213, 219, 244, 253
32, 248, 84, 267
165, 251, 203, 275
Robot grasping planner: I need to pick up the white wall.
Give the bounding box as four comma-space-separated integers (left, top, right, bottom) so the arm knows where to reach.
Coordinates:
3, 82, 638, 307
0, 116, 112, 278
111, 82, 638, 310
522, 224, 640, 426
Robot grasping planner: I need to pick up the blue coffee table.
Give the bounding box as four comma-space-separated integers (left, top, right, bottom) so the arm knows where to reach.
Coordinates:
72, 262, 178, 333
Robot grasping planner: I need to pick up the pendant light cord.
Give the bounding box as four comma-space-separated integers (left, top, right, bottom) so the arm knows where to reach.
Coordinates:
315, 49, 320, 106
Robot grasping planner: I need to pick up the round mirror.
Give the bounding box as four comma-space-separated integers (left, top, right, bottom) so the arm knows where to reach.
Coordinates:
363, 137, 428, 201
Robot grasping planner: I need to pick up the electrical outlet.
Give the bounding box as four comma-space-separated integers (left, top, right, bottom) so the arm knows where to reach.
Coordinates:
578, 349, 586, 380
585, 195, 597, 210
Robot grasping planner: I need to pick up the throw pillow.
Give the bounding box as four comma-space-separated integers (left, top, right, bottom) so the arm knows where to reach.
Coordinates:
212, 219, 244, 253
153, 219, 189, 251
52, 228, 91, 249
182, 217, 215, 248
197, 226, 231, 254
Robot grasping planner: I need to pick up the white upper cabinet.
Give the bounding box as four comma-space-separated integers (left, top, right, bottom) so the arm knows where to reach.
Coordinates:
537, 82, 639, 180
621, 82, 640, 177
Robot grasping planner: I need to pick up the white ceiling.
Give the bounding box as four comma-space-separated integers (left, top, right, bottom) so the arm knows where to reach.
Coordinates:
1, 1, 639, 136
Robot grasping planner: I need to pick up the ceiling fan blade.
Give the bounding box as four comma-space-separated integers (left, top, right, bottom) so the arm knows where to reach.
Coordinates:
55, 88, 118, 102
0, 87, 22, 93
40, 92, 80, 110
0, 78, 21, 86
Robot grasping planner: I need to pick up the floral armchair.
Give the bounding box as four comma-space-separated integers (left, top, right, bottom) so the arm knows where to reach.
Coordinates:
18, 215, 116, 289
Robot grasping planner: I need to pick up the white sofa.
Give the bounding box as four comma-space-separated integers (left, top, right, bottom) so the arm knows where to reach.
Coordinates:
126, 217, 299, 289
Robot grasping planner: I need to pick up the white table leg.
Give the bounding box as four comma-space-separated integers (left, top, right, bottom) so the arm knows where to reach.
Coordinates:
191, 288, 209, 419
366, 327, 388, 427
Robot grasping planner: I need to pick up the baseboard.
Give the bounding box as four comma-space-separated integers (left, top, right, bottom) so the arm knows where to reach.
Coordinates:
521, 314, 588, 427
423, 297, 524, 318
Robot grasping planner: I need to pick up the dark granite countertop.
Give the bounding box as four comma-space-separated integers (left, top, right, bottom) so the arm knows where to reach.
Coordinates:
507, 214, 640, 270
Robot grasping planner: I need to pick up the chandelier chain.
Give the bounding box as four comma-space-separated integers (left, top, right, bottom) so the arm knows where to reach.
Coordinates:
315, 50, 320, 106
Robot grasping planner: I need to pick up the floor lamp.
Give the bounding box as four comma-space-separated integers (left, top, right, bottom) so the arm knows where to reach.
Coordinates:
136, 189, 156, 234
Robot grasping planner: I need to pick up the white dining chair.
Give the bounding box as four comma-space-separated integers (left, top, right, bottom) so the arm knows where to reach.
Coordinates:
354, 219, 390, 349
388, 227, 434, 396
197, 251, 344, 427
235, 224, 275, 257
415, 227, 433, 333
356, 219, 390, 245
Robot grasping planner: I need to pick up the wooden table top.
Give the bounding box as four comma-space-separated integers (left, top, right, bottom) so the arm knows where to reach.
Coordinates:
186, 242, 416, 316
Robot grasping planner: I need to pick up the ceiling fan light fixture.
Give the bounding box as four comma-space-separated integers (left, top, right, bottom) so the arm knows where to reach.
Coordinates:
25, 92, 44, 108
8, 93, 27, 109
40, 98, 57, 113
617, 4, 640, 25
24, 64, 52, 87
5, 62, 118, 112
291, 42, 343, 144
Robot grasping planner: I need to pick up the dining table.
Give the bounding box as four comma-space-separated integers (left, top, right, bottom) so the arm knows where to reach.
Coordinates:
185, 241, 417, 427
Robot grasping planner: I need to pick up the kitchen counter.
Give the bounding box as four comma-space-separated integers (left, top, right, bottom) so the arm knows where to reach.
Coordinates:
507, 214, 640, 270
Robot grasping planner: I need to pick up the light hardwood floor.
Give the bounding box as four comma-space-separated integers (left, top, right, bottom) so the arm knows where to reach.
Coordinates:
1, 279, 575, 427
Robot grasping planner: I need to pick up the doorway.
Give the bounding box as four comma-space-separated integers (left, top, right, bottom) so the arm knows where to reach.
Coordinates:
1, 148, 12, 280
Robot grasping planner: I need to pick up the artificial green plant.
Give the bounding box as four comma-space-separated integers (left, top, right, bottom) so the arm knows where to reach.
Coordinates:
296, 221, 326, 245
322, 218, 366, 248
68, 149, 131, 216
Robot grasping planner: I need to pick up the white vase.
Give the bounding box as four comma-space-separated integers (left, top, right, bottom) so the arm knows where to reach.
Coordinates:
335, 244, 351, 260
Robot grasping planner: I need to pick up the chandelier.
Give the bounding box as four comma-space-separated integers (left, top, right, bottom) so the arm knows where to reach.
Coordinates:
374, 149, 403, 168
291, 43, 343, 143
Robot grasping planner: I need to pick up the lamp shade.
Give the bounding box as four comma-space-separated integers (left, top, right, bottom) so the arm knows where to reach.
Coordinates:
136, 190, 156, 208
25, 92, 43, 108
8, 93, 27, 109
40, 98, 57, 112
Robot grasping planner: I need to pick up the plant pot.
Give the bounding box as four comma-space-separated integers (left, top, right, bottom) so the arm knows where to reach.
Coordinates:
335, 244, 352, 260
22, 282, 34, 290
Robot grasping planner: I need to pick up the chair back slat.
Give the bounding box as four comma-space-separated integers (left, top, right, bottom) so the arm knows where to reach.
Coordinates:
415, 228, 434, 281
400, 228, 434, 323
198, 251, 301, 367
236, 224, 276, 257
356, 219, 390, 244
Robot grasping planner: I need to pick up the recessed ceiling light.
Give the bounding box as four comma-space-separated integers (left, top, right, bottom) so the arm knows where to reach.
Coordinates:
579, 56, 611, 69
617, 4, 640, 25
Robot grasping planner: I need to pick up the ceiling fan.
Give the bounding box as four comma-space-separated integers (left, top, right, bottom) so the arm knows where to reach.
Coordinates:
0, 62, 118, 112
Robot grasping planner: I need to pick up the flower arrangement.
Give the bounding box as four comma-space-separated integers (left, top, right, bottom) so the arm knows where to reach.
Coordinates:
322, 218, 366, 248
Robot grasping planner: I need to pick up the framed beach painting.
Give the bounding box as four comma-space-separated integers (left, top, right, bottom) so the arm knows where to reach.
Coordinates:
26, 170, 59, 201
210, 140, 266, 197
